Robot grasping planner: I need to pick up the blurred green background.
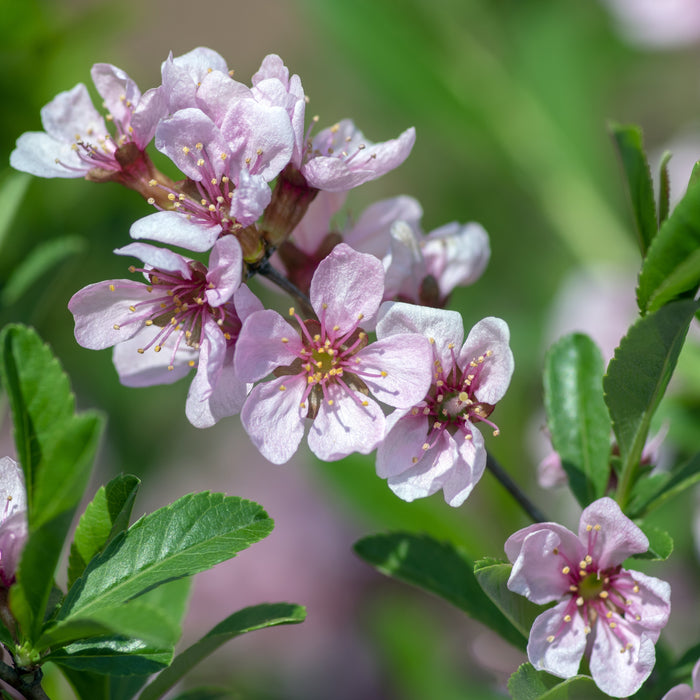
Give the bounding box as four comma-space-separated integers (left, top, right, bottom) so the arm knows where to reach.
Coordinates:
2, 0, 700, 697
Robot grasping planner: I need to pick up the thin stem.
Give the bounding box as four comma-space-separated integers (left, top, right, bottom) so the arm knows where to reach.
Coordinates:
485, 452, 548, 523
254, 260, 316, 320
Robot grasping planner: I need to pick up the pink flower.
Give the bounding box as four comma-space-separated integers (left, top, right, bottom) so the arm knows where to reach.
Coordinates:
234, 244, 433, 464
662, 658, 700, 699
10, 64, 165, 181
300, 119, 415, 192
68, 237, 261, 427
506, 497, 671, 698
0, 457, 27, 587
374, 303, 513, 506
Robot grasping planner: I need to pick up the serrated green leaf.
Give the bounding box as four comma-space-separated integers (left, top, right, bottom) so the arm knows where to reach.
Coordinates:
658, 151, 672, 226
637, 167, 700, 313
508, 663, 608, 700
610, 122, 657, 255
543, 334, 611, 506
1, 235, 85, 306
473, 561, 541, 643
354, 533, 527, 651
634, 523, 674, 561
138, 603, 306, 700
58, 493, 272, 623
47, 637, 172, 676
605, 300, 699, 508
68, 474, 140, 589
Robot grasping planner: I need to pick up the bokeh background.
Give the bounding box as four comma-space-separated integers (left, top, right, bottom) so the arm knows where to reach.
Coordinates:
2, 0, 700, 697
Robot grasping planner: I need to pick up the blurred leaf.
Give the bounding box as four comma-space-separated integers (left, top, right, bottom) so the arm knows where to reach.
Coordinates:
543, 333, 611, 507
605, 300, 698, 507
637, 167, 700, 313
473, 560, 541, 644
58, 494, 272, 622
0, 172, 31, 254
47, 637, 172, 676
508, 663, 608, 699
633, 523, 674, 561
628, 452, 700, 518
138, 603, 306, 700
0, 324, 103, 642
355, 533, 527, 651
67, 474, 140, 589
1, 235, 85, 306
609, 123, 657, 255
171, 691, 233, 700
658, 151, 672, 226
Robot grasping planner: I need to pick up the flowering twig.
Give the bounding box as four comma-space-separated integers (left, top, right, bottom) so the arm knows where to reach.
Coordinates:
485, 452, 547, 523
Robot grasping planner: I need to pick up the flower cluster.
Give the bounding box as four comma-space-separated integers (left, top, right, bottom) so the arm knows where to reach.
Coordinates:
10, 47, 506, 507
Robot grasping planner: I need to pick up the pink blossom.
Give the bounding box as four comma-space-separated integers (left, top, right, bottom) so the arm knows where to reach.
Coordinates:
68, 237, 261, 427
234, 244, 433, 464
374, 303, 513, 506
300, 119, 415, 192
506, 497, 671, 697
662, 658, 700, 699
0, 457, 27, 587
10, 64, 166, 181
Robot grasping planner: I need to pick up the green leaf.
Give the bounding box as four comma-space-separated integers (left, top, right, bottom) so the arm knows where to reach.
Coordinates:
473, 561, 541, 642
47, 638, 172, 676
628, 452, 700, 517
138, 603, 306, 700
605, 300, 699, 507
634, 523, 674, 561
67, 474, 140, 589
1, 235, 85, 306
637, 166, 700, 313
610, 122, 657, 255
543, 333, 611, 506
38, 599, 181, 651
354, 533, 527, 651
508, 663, 609, 700
171, 690, 233, 700
58, 493, 272, 622
658, 151, 672, 226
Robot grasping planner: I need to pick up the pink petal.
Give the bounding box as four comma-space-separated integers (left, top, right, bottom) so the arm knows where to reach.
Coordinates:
589, 622, 656, 697
40, 83, 108, 144
90, 63, 141, 127
0, 457, 26, 519
382, 221, 426, 301
506, 524, 585, 605
114, 241, 193, 278
205, 235, 242, 306
289, 190, 347, 255
376, 302, 464, 372
307, 384, 385, 461
442, 428, 487, 506
459, 317, 514, 405
233, 283, 264, 320
234, 310, 302, 381
310, 243, 384, 328
10, 131, 90, 178
229, 170, 272, 226
527, 601, 587, 679
240, 376, 307, 464
356, 334, 432, 408
130, 86, 168, 149
130, 211, 222, 253
69, 281, 155, 350
376, 408, 428, 478
578, 497, 649, 568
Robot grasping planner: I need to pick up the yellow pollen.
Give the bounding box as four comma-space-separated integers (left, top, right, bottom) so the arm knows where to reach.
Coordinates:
564, 615, 571, 622
182, 146, 190, 154
327, 399, 334, 406
412, 457, 419, 464
633, 585, 639, 593
569, 585, 578, 592
586, 524, 593, 532
167, 365, 174, 371
188, 360, 195, 367
279, 385, 286, 391
584, 626, 591, 635
458, 391, 469, 402
154, 345, 161, 353
594, 524, 601, 530
599, 591, 609, 599
380, 371, 387, 377
109, 284, 115, 292
357, 313, 364, 320
113, 324, 120, 330
493, 429, 500, 436
361, 400, 368, 406
464, 434, 473, 440
609, 622, 617, 629
195, 142, 203, 150
197, 159, 205, 167
546, 635, 555, 643
422, 443, 430, 451
289, 307, 295, 316
576, 597, 584, 607
429, 337, 435, 344
148, 179, 158, 186
579, 560, 587, 569
137, 348, 144, 354
168, 193, 176, 201
145, 320, 153, 326
606, 611, 613, 618
552, 548, 559, 555
561, 566, 570, 575
585, 555, 592, 564
281, 337, 289, 343
129, 305, 136, 312
147, 197, 155, 205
